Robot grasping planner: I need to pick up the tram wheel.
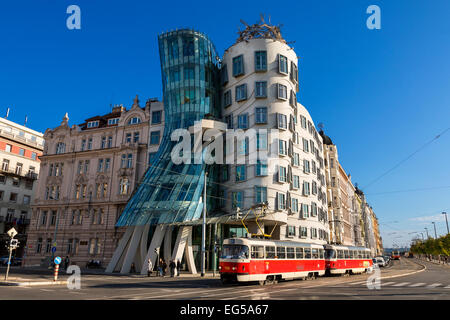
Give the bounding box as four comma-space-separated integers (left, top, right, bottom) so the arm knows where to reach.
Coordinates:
258, 280, 266, 286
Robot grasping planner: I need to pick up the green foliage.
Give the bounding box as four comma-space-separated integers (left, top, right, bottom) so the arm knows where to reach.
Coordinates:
410, 234, 450, 256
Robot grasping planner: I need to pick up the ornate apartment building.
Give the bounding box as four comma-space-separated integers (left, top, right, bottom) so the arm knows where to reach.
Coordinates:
24, 97, 164, 267
0, 117, 44, 258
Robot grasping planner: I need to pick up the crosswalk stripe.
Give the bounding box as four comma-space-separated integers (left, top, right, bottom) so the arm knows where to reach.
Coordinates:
381, 282, 396, 286
349, 281, 367, 285
409, 283, 426, 287
444, 285, 450, 289
427, 283, 441, 288
392, 282, 410, 287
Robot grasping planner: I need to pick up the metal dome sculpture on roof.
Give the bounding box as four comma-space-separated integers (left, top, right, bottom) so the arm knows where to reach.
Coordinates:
236, 14, 287, 44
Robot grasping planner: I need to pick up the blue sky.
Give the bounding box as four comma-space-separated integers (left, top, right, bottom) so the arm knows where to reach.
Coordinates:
1, 0, 449, 247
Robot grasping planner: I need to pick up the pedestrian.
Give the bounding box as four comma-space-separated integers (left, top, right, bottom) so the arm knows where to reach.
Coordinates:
130, 262, 136, 273
147, 258, 153, 277
169, 259, 176, 277
158, 258, 164, 277
162, 259, 167, 277
64, 256, 70, 270
176, 259, 181, 277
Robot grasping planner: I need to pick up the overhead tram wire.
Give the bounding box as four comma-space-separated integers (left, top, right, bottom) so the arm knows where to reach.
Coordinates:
361, 126, 450, 190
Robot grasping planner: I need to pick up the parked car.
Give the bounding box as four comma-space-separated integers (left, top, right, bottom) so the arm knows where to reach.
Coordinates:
375, 256, 386, 267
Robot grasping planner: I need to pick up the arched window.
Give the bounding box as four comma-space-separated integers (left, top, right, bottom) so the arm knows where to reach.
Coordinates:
127, 117, 141, 125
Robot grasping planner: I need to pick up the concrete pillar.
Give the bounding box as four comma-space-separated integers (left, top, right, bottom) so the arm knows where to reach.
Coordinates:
184, 226, 197, 274
140, 225, 167, 275
105, 226, 134, 273
120, 225, 145, 274
138, 224, 150, 269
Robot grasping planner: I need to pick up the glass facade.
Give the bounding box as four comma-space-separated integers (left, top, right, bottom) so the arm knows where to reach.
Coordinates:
116, 29, 221, 227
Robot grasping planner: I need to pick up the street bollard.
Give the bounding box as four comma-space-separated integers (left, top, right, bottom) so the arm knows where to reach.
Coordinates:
54, 264, 60, 281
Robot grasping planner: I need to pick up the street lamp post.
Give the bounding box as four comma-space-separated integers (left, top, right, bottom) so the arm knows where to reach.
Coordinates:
424, 227, 429, 239
432, 222, 437, 239
443, 212, 449, 235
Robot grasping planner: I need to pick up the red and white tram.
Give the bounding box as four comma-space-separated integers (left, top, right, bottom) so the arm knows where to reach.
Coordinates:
219, 238, 326, 284
324, 244, 373, 275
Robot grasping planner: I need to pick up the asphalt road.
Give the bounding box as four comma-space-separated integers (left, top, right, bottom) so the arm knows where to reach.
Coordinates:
0, 258, 448, 300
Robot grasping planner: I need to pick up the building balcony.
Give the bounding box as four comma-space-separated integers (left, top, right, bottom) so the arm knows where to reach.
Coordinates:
0, 166, 38, 180
0, 128, 44, 149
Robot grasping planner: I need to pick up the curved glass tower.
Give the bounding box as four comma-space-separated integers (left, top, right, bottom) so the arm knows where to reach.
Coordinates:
116, 29, 221, 227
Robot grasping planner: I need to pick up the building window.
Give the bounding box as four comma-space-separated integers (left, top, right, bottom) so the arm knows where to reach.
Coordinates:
277, 113, 287, 129
5, 144, 11, 152
277, 192, 286, 210
301, 116, 307, 129
150, 131, 160, 145
152, 111, 162, 124
303, 138, 309, 152
301, 204, 310, 218
278, 166, 287, 183
105, 158, 110, 171
36, 238, 42, 253
50, 211, 57, 225
84, 160, 89, 173
291, 61, 298, 83
121, 154, 127, 168
236, 165, 246, 182
127, 117, 141, 125
255, 81, 267, 98
278, 140, 287, 155
148, 152, 157, 165
255, 107, 267, 124
31, 152, 37, 160
0, 174, 5, 184
81, 139, 86, 151
87, 121, 99, 128
19, 148, 25, 156
56, 142, 65, 154
300, 226, 308, 238
15, 163, 23, 175
12, 178, 20, 187
87, 138, 92, 150
126, 133, 132, 143
221, 64, 229, 85
277, 84, 288, 100
255, 51, 267, 72
101, 137, 106, 149
223, 90, 232, 108
133, 132, 140, 143
293, 175, 300, 189
2, 159, 9, 171
127, 154, 133, 168
303, 159, 310, 173
278, 54, 288, 74
107, 118, 119, 125
293, 153, 300, 166
256, 160, 268, 176
107, 136, 113, 148
9, 192, 18, 202
303, 181, 311, 196
291, 198, 299, 213
225, 114, 234, 129
237, 114, 249, 129
231, 191, 243, 209
119, 178, 130, 195
41, 211, 48, 226
232, 55, 244, 77
256, 131, 267, 150
287, 225, 296, 237
97, 159, 104, 172
235, 84, 247, 102
255, 186, 267, 204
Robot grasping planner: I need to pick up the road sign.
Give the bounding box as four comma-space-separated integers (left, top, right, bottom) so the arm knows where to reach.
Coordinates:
51, 247, 56, 253
54, 256, 61, 265
7, 228, 17, 238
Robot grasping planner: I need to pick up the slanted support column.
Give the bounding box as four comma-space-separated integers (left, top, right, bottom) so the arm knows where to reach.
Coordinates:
140, 225, 167, 275
184, 226, 197, 274
138, 224, 151, 268
105, 226, 134, 273
120, 225, 145, 274
171, 226, 190, 274
163, 226, 173, 264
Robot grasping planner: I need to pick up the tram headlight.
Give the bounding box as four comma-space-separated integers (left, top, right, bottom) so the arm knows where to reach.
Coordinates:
218, 266, 222, 270
232, 266, 236, 271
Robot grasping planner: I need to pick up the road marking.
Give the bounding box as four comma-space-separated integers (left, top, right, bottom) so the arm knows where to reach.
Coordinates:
409, 283, 426, 287
392, 282, 411, 287
427, 283, 441, 288
381, 281, 396, 286
444, 285, 450, 289
348, 281, 367, 285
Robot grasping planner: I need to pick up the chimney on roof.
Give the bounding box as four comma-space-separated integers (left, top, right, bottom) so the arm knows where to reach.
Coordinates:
112, 104, 126, 113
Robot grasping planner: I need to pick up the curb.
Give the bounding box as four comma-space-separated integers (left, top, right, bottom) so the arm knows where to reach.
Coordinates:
0, 280, 67, 287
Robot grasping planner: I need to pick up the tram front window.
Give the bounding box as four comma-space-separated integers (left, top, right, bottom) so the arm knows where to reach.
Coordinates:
325, 249, 336, 259
221, 245, 249, 259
